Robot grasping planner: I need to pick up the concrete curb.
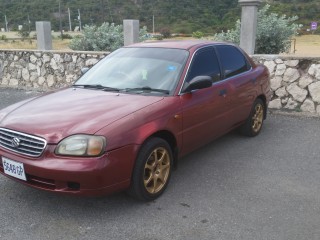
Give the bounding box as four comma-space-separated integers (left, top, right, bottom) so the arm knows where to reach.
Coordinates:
269, 109, 320, 119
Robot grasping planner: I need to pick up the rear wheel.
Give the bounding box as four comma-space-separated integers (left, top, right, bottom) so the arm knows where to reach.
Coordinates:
240, 99, 265, 137
128, 137, 172, 201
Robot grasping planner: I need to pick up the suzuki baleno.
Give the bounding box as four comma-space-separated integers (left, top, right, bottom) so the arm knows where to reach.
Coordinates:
0, 41, 271, 200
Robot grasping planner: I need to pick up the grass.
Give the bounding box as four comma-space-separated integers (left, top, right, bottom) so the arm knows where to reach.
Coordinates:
0, 38, 72, 51
0, 39, 38, 50
0, 31, 77, 51
292, 35, 320, 56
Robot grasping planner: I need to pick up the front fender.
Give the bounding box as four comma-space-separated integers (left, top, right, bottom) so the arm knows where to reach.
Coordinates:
96, 97, 183, 152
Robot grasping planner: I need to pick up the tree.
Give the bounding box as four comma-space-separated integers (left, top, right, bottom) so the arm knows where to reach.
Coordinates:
214, 4, 302, 54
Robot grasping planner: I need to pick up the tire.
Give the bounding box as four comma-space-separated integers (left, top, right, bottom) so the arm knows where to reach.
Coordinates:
128, 137, 173, 201
240, 98, 265, 137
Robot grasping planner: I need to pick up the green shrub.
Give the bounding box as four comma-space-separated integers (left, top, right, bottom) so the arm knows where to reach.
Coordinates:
139, 26, 149, 42
214, 5, 302, 54
17, 25, 31, 39
155, 35, 163, 40
69, 22, 150, 52
59, 33, 73, 40
192, 31, 204, 39
159, 28, 171, 38
214, 20, 241, 44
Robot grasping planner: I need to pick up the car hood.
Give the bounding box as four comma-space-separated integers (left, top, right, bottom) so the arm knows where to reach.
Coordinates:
0, 88, 164, 143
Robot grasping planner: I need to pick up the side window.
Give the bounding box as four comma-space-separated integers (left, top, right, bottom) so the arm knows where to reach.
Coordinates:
186, 48, 221, 82
215, 45, 250, 78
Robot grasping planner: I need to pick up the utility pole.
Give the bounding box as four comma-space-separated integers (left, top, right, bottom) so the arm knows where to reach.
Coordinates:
4, 15, 8, 32
100, 0, 106, 22
152, 15, 155, 34
59, 0, 63, 39
78, 9, 82, 31
68, 8, 72, 31
28, 14, 31, 32
106, 0, 113, 23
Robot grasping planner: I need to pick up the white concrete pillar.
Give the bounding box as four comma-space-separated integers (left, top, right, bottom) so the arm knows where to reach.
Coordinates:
123, 20, 139, 46
239, 0, 262, 54
36, 21, 53, 50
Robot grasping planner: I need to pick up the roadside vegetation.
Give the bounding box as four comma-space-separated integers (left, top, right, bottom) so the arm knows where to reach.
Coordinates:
0, 0, 318, 35
69, 23, 149, 51
214, 5, 302, 54
0, 31, 76, 50
0, 32, 319, 56
0, 2, 318, 55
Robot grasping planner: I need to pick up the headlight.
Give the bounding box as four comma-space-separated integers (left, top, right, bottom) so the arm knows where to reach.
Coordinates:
55, 135, 106, 156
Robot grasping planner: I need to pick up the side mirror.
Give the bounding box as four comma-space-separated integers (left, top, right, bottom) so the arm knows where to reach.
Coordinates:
182, 76, 212, 93
81, 67, 90, 75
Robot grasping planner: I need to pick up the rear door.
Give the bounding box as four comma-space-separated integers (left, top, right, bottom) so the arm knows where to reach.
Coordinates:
215, 45, 256, 125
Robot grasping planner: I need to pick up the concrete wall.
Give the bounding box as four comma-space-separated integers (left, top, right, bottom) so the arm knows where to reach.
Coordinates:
0, 50, 319, 114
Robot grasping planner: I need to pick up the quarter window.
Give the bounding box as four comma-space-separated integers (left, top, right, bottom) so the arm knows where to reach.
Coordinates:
215, 45, 250, 78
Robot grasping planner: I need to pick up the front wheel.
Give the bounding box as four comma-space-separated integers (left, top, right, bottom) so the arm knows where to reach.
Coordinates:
128, 137, 173, 201
240, 99, 265, 137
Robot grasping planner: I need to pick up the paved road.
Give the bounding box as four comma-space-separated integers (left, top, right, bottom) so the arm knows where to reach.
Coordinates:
0, 88, 320, 240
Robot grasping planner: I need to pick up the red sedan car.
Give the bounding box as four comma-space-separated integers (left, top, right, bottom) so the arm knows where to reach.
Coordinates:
0, 41, 271, 200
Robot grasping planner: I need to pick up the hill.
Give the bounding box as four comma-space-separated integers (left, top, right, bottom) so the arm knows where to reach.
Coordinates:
0, 0, 319, 34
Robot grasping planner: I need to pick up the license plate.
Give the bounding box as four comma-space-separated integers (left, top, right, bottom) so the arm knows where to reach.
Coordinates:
2, 157, 27, 181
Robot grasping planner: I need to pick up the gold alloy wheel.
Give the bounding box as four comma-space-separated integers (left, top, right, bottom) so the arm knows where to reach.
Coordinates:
252, 103, 264, 133
143, 147, 171, 194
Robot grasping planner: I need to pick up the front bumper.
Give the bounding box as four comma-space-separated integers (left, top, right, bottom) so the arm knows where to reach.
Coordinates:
0, 144, 139, 196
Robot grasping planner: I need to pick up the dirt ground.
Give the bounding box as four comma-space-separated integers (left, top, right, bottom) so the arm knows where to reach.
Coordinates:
289, 35, 320, 56
0, 31, 75, 50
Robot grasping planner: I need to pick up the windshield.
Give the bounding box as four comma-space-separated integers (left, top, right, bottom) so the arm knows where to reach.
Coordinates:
75, 47, 189, 95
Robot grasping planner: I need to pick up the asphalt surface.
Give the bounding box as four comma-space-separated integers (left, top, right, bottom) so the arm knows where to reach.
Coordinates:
0, 87, 320, 240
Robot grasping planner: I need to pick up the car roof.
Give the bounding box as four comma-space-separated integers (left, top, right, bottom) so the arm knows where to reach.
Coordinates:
126, 40, 232, 50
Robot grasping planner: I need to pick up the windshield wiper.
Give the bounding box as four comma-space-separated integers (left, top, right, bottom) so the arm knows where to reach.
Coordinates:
73, 84, 120, 92
73, 84, 105, 89
125, 86, 169, 95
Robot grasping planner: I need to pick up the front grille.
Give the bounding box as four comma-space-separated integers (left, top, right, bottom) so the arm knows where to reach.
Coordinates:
0, 128, 47, 157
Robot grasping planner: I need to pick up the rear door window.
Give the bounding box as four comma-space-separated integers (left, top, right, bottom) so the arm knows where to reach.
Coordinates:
215, 45, 250, 79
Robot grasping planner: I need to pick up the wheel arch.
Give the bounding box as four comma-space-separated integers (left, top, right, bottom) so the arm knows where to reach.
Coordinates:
142, 130, 179, 169
257, 94, 267, 119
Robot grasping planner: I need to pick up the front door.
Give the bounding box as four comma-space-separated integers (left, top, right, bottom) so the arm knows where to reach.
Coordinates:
179, 47, 232, 155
